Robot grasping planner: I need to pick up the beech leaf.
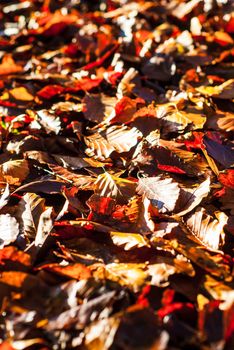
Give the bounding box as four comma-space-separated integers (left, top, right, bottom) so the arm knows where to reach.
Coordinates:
186, 207, 228, 250
137, 176, 180, 213
95, 172, 136, 204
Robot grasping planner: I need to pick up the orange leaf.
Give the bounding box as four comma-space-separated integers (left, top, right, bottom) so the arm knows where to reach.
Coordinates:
0, 54, 23, 76
37, 263, 91, 280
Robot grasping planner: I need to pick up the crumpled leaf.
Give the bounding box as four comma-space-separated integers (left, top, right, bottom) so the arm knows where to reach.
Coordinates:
122, 196, 155, 234
36, 109, 61, 134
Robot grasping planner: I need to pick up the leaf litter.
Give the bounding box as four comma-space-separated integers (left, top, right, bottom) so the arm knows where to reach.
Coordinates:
0, 0, 233, 349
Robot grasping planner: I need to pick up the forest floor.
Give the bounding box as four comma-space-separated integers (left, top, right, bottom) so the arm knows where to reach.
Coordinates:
0, 1, 233, 349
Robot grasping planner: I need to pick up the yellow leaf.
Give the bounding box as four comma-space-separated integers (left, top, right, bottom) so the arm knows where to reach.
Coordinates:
9, 87, 34, 101
110, 231, 150, 250
196, 79, 234, 99
105, 263, 148, 291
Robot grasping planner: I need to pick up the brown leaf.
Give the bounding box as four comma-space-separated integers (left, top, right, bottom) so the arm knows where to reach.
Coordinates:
37, 263, 91, 280
85, 125, 142, 160
176, 177, 211, 216
34, 206, 54, 247
83, 93, 116, 123
123, 196, 155, 234
105, 263, 148, 291
37, 109, 61, 134
17, 193, 46, 239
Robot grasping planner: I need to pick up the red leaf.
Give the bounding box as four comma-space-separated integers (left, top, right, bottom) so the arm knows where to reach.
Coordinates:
82, 44, 119, 70
43, 22, 67, 36
219, 170, 234, 190
37, 85, 65, 99
137, 285, 151, 308
68, 77, 103, 92
157, 163, 186, 174
87, 194, 116, 215
184, 132, 205, 150
112, 96, 137, 123
225, 17, 234, 34
158, 302, 195, 320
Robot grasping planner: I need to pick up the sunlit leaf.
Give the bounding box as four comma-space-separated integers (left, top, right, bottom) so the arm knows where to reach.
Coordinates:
137, 176, 180, 213
0, 214, 19, 248
9, 87, 34, 101
176, 177, 211, 216
105, 263, 148, 291
109, 231, 150, 250
0, 54, 23, 75
95, 172, 136, 204
196, 79, 234, 99
185, 207, 228, 250
0, 159, 29, 186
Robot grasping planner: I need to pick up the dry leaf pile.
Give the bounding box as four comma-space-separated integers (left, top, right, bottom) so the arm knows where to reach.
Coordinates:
0, 0, 233, 349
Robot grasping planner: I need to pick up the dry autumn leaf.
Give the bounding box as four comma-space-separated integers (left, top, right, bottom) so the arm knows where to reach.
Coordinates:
9, 87, 34, 101
0, 159, 29, 186
137, 176, 180, 213
0, 54, 23, 75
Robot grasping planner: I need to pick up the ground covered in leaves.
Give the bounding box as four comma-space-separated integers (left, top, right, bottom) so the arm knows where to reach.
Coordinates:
0, 0, 233, 349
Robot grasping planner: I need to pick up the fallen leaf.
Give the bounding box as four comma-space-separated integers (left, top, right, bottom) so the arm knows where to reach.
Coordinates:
0, 54, 23, 75
109, 231, 150, 250
0, 214, 19, 248
9, 87, 34, 101
185, 207, 228, 250
137, 176, 180, 213
0, 159, 29, 186
95, 172, 136, 204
